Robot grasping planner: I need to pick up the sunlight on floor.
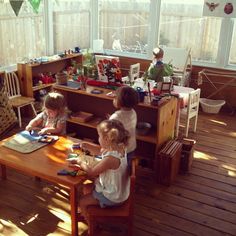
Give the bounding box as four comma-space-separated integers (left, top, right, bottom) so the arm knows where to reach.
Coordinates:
209, 119, 227, 126
221, 164, 236, 171
0, 219, 27, 235
20, 214, 39, 225
194, 151, 217, 160
227, 170, 236, 177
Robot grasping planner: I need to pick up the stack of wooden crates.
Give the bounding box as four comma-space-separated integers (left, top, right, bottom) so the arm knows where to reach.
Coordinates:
155, 138, 195, 186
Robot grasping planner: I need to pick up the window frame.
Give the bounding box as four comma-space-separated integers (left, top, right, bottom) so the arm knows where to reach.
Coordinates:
1, 0, 236, 71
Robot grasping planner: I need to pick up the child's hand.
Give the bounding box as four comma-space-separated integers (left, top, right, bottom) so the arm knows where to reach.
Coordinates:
25, 125, 33, 132
38, 128, 50, 135
80, 142, 90, 151
66, 157, 79, 164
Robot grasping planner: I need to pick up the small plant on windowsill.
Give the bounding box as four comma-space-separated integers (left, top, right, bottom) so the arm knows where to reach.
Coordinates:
82, 49, 97, 79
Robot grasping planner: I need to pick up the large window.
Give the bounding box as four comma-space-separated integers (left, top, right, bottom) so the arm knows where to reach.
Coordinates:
1, 0, 236, 70
99, 0, 150, 55
159, 0, 221, 63
52, 0, 91, 54
229, 19, 236, 65
0, 1, 46, 67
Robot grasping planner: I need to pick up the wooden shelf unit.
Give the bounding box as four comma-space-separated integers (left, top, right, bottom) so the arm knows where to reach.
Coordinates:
17, 53, 83, 97
54, 85, 178, 169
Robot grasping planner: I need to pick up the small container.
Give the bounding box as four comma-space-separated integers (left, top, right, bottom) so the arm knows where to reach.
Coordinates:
136, 122, 152, 135
136, 87, 146, 102
55, 72, 68, 85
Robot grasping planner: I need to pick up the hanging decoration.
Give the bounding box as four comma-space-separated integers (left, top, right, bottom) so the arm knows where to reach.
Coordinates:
9, 0, 24, 16
203, 0, 236, 17
206, 2, 220, 11
29, 0, 41, 14
224, 3, 233, 14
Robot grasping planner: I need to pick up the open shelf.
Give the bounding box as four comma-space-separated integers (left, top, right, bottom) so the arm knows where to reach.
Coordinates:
33, 83, 55, 92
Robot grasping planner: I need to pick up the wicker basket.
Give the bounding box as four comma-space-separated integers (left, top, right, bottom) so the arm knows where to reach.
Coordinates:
200, 98, 225, 114
0, 75, 17, 137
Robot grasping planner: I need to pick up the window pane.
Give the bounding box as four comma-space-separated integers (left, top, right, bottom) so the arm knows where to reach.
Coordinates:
229, 20, 236, 65
52, 0, 91, 53
0, 1, 45, 67
159, 0, 221, 63
99, 0, 150, 55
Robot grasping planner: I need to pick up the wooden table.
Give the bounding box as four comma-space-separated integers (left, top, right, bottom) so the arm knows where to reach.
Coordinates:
0, 135, 85, 236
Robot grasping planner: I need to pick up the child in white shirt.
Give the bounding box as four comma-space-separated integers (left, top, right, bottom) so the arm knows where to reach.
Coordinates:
68, 119, 130, 221
109, 86, 139, 166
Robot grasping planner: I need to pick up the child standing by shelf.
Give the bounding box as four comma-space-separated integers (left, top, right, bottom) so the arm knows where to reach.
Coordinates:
109, 86, 139, 166
25, 92, 67, 135
68, 119, 130, 219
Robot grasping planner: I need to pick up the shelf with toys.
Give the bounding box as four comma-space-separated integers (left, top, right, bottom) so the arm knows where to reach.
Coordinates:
54, 84, 177, 169
17, 53, 82, 97
17, 53, 83, 114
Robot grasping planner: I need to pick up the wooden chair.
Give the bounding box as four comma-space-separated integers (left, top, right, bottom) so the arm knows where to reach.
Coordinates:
122, 63, 140, 84
162, 47, 192, 86
5, 71, 37, 127
181, 88, 201, 137
85, 159, 136, 236
129, 63, 140, 82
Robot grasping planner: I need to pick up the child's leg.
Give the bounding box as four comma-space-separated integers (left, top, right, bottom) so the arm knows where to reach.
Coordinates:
79, 193, 99, 221
83, 183, 94, 195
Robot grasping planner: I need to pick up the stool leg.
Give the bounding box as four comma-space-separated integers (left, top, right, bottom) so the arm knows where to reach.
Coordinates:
17, 107, 22, 127
31, 103, 37, 117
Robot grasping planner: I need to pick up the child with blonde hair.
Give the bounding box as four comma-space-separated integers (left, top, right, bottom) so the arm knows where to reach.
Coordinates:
68, 119, 130, 220
109, 86, 138, 166
25, 92, 67, 135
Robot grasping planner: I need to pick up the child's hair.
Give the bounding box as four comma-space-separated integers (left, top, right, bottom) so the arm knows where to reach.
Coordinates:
98, 119, 130, 148
44, 92, 66, 113
153, 47, 164, 60
115, 86, 139, 108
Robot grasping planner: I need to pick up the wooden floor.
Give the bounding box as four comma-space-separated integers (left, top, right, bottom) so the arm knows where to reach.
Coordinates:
0, 111, 236, 236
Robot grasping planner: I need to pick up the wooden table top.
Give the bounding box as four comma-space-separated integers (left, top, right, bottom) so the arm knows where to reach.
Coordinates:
0, 135, 85, 187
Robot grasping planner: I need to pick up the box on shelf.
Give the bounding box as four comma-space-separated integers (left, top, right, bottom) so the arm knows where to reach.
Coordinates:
70, 111, 94, 123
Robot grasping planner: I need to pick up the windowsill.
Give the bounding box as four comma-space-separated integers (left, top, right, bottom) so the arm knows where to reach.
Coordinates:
0, 64, 17, 73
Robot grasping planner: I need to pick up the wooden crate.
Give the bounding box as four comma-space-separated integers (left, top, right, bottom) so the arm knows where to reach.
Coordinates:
179, 138, 195, 174
155, 140, 182, 186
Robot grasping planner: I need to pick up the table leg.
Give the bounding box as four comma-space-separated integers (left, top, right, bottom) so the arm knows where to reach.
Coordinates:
1, 165, 6, 180
175, 98, 181, 138
70, 185, 78, 236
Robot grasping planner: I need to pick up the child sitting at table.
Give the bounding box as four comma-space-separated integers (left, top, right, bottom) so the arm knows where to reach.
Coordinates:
109, 86, 138, 167
68, 119, 130, 220
25, 92, 67, 135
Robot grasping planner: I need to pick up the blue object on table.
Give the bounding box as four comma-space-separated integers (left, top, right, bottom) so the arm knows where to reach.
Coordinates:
57, 169, 78, 177
136, 87, 147, 102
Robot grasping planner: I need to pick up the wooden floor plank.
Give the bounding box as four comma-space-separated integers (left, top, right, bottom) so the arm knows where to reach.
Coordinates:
136, 194, 236, 235
0, 112, 236, 235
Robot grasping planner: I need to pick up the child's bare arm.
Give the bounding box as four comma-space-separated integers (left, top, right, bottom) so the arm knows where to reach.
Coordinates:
25, 116, 43, 131
80, 142, 101, 156
38, 122, 65, 135
79, 155, 120, 177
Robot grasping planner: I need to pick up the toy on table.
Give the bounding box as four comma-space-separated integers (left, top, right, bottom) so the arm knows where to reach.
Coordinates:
57, 169, 78, 177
